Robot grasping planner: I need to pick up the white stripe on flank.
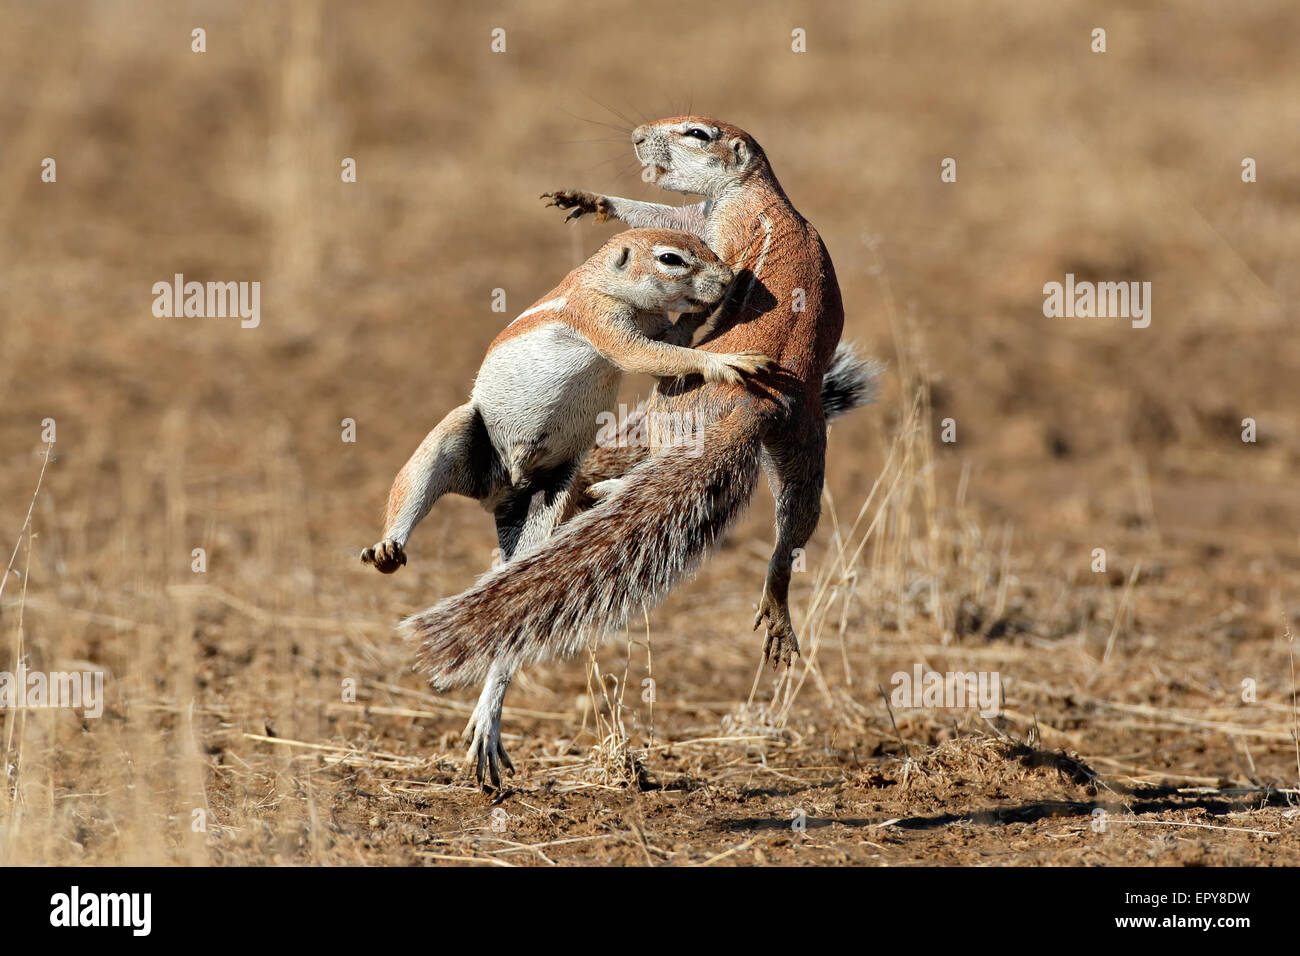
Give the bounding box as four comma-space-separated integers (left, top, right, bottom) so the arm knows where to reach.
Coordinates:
508, 296, 568, 326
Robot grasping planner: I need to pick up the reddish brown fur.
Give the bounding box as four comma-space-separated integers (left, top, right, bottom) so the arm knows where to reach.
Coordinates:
651, 116, 844, 402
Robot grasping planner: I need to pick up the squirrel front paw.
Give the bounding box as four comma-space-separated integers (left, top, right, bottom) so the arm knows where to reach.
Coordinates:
361, 538, 406, 574
541, 189, 611, 223
710, 350, 776, 384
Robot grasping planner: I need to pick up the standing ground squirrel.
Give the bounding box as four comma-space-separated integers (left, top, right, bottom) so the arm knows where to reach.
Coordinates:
541, 117, 855, 666
400, 117, 880, 788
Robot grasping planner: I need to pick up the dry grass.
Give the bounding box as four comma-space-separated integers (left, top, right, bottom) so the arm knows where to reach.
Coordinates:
1, 0, 1299, 866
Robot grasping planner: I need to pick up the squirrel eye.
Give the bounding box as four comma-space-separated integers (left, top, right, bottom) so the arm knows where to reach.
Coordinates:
657, 252, 686, 266
684, 128, 711, 142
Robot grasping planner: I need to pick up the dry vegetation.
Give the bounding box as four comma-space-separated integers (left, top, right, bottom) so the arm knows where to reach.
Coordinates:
1, 0, 1298, 866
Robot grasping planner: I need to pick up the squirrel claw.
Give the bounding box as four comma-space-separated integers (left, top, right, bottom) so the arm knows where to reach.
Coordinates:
763, 627, 800, 670
754, 595, 800, 669
542, 189, 610, 223
731, 350, 776, 378
462, 706, 515, 792
361, 539, 406, 574
710, 350, 775, 385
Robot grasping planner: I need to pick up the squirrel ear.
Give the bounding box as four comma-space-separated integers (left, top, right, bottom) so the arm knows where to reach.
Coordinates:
611, 246, 631, 271
729, 138, 749, 169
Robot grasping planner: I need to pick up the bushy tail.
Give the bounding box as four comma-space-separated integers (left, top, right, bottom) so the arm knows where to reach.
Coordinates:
402, 404, 765, 690
821, 342, 884, 419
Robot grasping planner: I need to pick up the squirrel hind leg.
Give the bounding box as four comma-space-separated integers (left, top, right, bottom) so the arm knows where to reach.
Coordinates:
494, 458, 581, 561
466, 461, 582, 786
371, 403, 500, 571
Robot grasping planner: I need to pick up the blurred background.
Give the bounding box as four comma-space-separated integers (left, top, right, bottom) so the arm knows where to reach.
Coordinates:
0, 0, 1296, 865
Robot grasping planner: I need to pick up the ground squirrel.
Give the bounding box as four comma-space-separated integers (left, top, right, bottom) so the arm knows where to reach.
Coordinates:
363, 226, 771, 575
400, 117, 879, 788
538, 117, 857, 667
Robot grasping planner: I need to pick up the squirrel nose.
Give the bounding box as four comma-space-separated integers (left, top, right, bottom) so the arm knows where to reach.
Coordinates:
631, 126, 647, 146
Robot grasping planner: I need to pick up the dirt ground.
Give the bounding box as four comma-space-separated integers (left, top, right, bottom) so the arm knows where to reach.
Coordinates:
1, 0, 1298, 866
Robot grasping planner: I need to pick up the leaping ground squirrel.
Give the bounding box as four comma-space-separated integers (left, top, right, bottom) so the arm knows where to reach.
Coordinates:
363, 226, 771, 576
400, 117, 879, 788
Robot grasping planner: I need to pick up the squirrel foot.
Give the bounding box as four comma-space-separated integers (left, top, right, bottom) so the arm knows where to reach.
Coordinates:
462, 692, 515, 791
361, 538, 406, 574
541, 189, 611, 223
587, 478, 627, 501
753, 592, 800, 669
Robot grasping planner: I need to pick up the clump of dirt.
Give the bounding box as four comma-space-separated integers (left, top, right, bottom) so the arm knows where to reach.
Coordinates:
884, 736, 1099, 803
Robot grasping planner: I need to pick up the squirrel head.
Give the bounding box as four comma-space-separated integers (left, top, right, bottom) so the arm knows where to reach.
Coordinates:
591, 229, 733, 314
630, 117, 771, 198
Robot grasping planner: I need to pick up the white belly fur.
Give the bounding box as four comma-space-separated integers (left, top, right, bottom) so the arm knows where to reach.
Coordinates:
472, 323, 621, 475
